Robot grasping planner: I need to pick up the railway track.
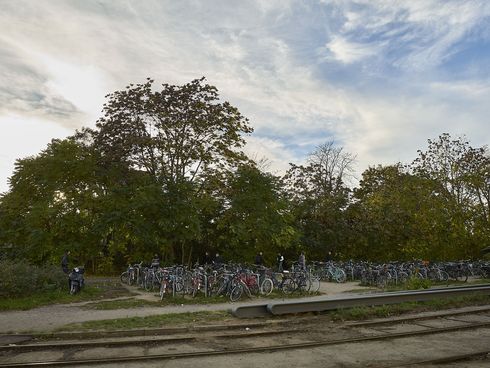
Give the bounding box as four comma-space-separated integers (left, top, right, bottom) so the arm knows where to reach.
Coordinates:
1, 306, 490, 367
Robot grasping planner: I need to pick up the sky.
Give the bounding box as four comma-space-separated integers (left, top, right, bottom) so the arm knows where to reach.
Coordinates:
1, 0, 490, 193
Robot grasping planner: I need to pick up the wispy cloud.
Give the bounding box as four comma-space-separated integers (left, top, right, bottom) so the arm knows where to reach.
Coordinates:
0, 0, 490, 192
323, 36, 383, 64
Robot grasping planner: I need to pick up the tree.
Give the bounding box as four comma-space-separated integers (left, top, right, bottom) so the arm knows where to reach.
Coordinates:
94, 77, 253, 187
411, 134, 490, 258
0, 134, 102, 266
284, 141, 355, 259
348, 164, 441, 260
216, 164, 297, 263
92, 78, 254, 263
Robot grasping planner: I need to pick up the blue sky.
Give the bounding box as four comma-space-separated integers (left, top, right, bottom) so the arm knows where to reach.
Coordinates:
1, 0, 490, 193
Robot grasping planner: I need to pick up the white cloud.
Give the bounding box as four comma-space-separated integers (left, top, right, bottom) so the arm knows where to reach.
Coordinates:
0, 114, 72, 193
326, 0, 490, 70
38, 55, 110, 123
0, 0, 490, 194
430, 80, 490, 97
324, 36, 382, 64
341, 88, 490, 174
244, 136, 298, 175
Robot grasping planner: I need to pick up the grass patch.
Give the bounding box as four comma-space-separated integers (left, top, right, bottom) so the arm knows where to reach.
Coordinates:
0, 281, 135, 311
342, 287, 377, 293
0, 286, 103, 311
57, 310, 231, 331
384, 277, 490, 292
326, 293, 490, 322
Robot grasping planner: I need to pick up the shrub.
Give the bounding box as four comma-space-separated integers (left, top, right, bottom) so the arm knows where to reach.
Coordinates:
0, 260, 66, 297
405, 276, 431, 290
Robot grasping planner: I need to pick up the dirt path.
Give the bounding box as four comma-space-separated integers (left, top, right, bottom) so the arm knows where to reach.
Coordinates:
0, 281, 370, 333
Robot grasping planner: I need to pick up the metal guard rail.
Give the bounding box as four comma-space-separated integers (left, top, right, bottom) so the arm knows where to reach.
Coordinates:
231, 283, 490, 318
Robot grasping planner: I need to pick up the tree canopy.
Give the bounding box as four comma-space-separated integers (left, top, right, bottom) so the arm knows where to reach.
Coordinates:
1, 78, 489, 269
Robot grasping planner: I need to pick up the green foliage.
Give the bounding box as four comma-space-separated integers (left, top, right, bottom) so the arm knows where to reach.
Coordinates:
405, 276, 432, 290
284, 141, 354, 260
328, 294, 490, 321
0, 260, 66, 297
216, 164, 298, 263
0, 286, 108, 311
59, 311, 230, 331
0, 74, 488, 272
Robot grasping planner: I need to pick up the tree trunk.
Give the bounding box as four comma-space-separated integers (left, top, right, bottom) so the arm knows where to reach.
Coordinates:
181, 241, 186, 265
187, 245, 193, 268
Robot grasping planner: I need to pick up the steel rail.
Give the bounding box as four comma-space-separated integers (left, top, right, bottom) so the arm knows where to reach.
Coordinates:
232, 283, 490, 318
347, 305, 490, 327
0, 328, 303, 353
382, 350, 490, 367
0, 320, 277, 342
2, 320, 490, 367
5, 306, 490, 353
4, 306, 490, 353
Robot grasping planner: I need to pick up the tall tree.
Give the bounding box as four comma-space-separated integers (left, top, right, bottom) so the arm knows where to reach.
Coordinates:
0, 134, 102, 266
216, 164, 297, 263
94, 77, 253, 187
349, 164, 444, 260
411, 134, 490, 258
284, 141, 355, 259
93, 78, 254, 262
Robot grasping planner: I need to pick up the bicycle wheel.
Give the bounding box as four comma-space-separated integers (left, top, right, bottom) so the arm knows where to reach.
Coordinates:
309, 277, 320, 293
144, 274, 153, 291
334, 269, 347, 283
174, 279, 184, 294
456, 272, 468, 282
208, 278, 221, 296
376, 275, 390, 289
128, 270, 135, 286
230, 284, 243, 302
438, 270, 449, 282
297, 276, 309, 292
260, 278, 273, 296
281, 278, 296, 294
397, 272, 409, 284
248, 282, 260, 296
120, 272, 129, 285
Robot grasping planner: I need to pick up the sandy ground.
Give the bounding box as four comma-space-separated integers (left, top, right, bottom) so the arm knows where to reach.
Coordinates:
0, 281, 370, 333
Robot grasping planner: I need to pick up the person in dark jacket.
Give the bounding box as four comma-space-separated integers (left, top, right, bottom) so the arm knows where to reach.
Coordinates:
254, 252, 264, 266
214, 253, 224, 266
61, 250, 70, 274
202, 251, 212, 265
276, 253, 284, 272
324, 251, 333, 262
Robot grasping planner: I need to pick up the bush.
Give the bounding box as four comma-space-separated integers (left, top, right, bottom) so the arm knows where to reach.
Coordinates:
0, 260, 66, 297
405, 276, 431, 290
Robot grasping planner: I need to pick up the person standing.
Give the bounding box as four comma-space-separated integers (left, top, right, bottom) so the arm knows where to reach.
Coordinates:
325, 251, 333, 262
298, 252, 306, 270
151, 254, 160, 269
276, 253, 284, 272
255, 252, 264, 266
202, 251, 212, 265
61, 250, 70, 274
214, 253, 224, 266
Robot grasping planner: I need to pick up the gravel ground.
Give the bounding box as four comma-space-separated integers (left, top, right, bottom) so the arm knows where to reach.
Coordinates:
0, 281, 370, 333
